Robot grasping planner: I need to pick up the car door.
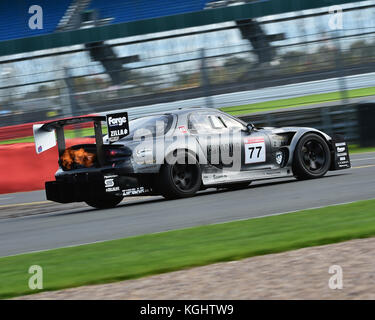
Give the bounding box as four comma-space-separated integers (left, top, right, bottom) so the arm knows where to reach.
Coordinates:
187, 112, 228, 168
218, 114, 274, 171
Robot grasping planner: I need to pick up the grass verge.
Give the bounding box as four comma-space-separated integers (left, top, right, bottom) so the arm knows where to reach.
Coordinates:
1, 198, 375, 299
348, 144, 375, 154
221, 86, 375, 115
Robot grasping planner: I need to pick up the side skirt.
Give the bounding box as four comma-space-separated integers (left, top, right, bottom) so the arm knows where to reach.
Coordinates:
202, 167, 293, 186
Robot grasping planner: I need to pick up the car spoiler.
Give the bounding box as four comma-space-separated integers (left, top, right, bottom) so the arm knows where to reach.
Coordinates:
33, 115, 107, 165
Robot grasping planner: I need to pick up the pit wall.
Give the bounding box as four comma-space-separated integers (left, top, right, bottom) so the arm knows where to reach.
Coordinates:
0, 138, 94, 194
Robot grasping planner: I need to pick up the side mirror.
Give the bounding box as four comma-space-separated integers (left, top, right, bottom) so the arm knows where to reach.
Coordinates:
246, 122, 255, 132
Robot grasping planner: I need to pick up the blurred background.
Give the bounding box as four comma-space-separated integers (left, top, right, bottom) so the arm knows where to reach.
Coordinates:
0, 0, 375, 146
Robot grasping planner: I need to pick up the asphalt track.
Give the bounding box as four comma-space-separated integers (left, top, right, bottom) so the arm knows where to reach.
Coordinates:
0, 152, 375, 257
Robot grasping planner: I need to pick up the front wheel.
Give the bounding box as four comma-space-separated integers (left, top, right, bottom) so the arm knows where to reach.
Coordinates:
293, 133, 331, 180
85, 193, 124, 209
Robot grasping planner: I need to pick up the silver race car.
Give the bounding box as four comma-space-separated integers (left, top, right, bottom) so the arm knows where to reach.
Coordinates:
33, 108, 351, 209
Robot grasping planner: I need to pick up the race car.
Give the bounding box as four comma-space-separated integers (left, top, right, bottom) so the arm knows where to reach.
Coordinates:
33, 108, 351, 209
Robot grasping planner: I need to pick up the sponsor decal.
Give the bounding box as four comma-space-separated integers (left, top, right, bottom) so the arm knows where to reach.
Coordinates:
106, 186, 120, 192
335, 142, 346, 147
104, 178, 114, 188
108, 116, 127, 127
337, 146, 346, 153
106, 112, 129, 142
244, 137, 266, 164
275, 150, 284, 165
122, 187, 149, 196
213, 174, 228, 180
104, 175, 120, 193
178, 126, 188, 134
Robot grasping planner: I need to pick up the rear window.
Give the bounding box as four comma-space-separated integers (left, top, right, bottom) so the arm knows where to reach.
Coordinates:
119, 114, 174, 140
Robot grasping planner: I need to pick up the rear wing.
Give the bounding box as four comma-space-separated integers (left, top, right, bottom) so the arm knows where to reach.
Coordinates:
33, 115, 107, 165
33, 112, 129, 163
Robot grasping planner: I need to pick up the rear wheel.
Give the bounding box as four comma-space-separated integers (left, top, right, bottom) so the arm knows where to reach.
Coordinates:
293, 133, 331, 180
85, 193, 123, 209
157, 152, 201, 199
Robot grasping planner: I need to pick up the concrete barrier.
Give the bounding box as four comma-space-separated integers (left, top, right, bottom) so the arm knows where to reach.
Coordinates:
0, 138, 94, 194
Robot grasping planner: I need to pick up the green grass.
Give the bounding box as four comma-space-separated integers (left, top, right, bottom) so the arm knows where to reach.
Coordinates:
0, 136, 34, 144
1, 198, 375, 299
221, 86, 375, 115
349, 144, 375, 154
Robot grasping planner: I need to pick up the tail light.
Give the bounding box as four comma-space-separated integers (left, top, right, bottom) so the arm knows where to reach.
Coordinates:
105, 147, 131, 159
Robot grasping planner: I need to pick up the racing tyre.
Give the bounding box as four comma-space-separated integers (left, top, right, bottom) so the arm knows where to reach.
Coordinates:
158, 152, 201, 199
293, 133, 331, 180
85, 193, 124, 209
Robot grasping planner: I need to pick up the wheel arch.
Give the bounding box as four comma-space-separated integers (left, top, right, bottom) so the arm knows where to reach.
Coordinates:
287, 129, 332, 167
161, 147, 201, 171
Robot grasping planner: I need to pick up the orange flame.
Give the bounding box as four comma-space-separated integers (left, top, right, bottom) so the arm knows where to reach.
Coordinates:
61, 148, 96, 169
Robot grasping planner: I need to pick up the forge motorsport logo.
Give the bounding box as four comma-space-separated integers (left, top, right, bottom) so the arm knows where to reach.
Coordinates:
106, 112, 129, 142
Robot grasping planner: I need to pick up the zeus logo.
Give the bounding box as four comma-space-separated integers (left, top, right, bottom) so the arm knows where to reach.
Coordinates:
108, 116, 127, 127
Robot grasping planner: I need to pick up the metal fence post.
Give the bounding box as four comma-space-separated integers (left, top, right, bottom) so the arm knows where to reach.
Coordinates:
333, 30, 349, 103
200, 48, 214, 108
321, 106, 333, 136
64, 67, 80, 137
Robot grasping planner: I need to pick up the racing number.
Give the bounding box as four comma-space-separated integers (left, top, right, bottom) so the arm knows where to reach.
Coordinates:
248, 146, 262, 159
244, 137, 266, 164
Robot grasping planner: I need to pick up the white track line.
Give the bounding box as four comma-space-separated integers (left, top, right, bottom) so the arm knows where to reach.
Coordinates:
351, 157, 375, 161
2, 197, 375, 259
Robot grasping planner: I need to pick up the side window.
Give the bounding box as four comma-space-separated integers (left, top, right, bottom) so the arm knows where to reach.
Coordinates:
188, 113, 213, 134
188, 113, 240, 133
208, 115, 225, 129
220, 115, 246, 130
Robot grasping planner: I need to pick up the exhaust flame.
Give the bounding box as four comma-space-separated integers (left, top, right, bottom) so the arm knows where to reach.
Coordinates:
61, 148, 96, 169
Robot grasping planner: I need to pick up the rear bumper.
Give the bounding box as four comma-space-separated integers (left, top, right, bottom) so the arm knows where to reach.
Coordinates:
45, 180, 104, 203
46, 172, 150, 203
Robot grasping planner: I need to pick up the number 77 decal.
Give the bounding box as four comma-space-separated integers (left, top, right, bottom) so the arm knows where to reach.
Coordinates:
244, 137, 266, 164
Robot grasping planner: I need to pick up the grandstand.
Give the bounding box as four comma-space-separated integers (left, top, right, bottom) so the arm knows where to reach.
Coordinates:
0, 0, 373, 128
87, 0, 207, 24
0, 0, 225, 39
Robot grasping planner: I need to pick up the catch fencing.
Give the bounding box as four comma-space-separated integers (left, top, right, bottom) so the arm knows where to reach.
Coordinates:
238, 103, 360, 143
